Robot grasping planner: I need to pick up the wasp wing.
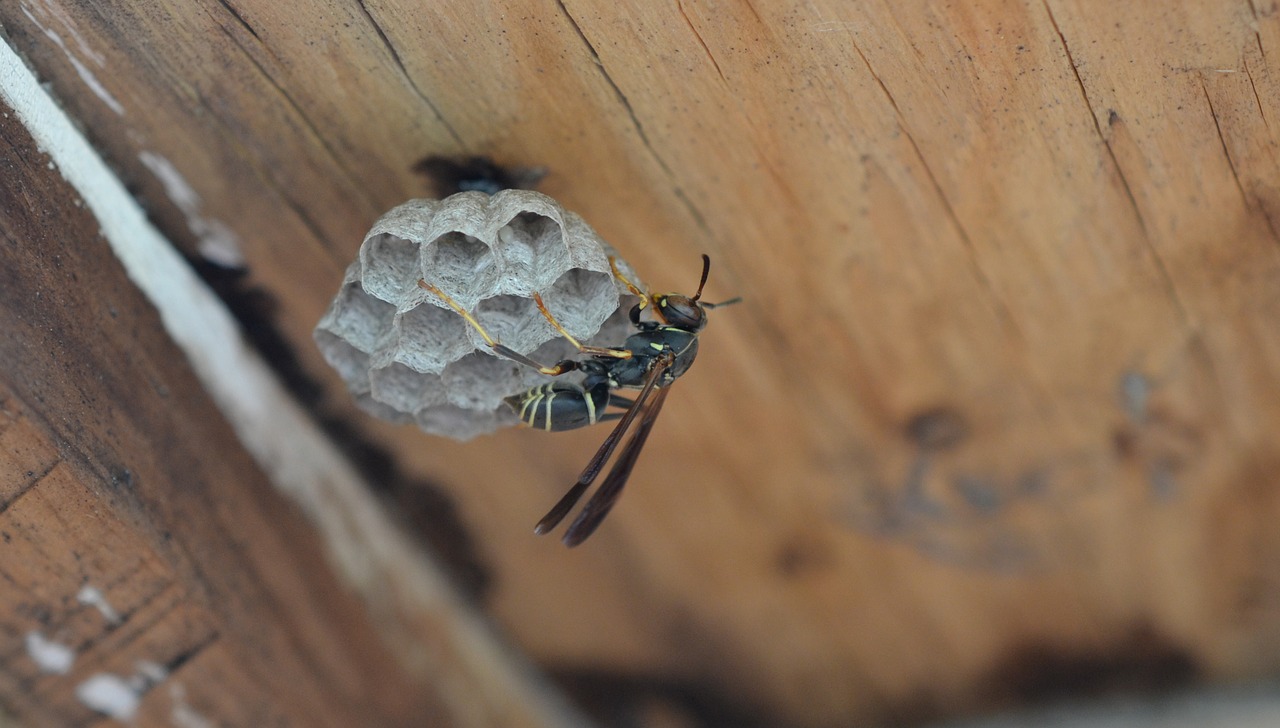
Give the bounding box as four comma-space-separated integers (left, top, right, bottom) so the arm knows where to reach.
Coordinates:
533, 480, 591, 535
534, 353, 671, 536
561, 382, 672, 547
576, 357, 669, 486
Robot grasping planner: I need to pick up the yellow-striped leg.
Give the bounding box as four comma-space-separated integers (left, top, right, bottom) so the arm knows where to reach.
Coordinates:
609, 255, 652, 307
531, 293, 632, 360
418, 280, 579, 376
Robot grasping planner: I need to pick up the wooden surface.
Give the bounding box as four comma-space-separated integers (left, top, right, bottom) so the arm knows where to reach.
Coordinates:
0, 101, 454, 725
3, 1, 1280, 726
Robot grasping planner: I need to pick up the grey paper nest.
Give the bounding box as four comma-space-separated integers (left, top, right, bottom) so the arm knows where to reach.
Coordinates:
314, 190, 644, 440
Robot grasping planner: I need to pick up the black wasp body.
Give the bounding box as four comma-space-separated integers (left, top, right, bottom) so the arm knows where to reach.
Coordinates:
421, 254, 736, 546
507, 306, 701, 432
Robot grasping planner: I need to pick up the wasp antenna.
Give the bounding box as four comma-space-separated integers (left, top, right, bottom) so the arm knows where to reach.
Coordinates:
692, 254, 712, 301
704, 296, 742, 310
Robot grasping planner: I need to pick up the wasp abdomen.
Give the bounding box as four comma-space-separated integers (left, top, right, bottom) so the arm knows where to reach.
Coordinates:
506, 382, 612, 432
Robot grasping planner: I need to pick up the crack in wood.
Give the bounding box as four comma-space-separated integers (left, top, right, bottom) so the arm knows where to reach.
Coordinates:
1247, 0, 1269, 62
0, 458, 62, 516
1199, 76, 1252, 214
354, 0, 466, 150
846, 34, 1021, 338
1040, 0, 1204, 344
1041, 2, 1145, 235
1242, 62, 1280, 247
675, 1, 803, 213
184, 84, 338, 255
1201, 72, 1280, 248
162, 628, 221, 674
1042, 5, 1135, 218
75, 583, 187, 657
212, 0, 260, 42
1243, 59, 1272, 133
739, 0, 765, 27
677, 0, 727, 86
203, 8, 381, 218
554, 0, 713, 240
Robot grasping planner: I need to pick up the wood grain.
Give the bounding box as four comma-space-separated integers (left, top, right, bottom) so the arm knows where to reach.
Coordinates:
0, 98, 447, 726
3, 1, 1280, 726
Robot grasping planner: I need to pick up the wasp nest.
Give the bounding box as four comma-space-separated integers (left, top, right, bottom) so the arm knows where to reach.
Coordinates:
314, 190, 643, 440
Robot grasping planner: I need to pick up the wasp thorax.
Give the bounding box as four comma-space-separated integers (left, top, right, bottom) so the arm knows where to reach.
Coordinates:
314, 189, 645, 440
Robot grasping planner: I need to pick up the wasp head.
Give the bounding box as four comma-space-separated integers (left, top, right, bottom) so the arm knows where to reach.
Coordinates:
653, 293, 708, 331
648, 254, 740, 331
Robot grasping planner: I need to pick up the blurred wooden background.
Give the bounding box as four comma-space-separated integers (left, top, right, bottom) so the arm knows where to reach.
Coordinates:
2, 1, 1280, 726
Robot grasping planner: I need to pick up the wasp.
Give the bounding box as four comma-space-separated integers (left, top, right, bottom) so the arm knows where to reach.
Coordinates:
420, 255, 738, 546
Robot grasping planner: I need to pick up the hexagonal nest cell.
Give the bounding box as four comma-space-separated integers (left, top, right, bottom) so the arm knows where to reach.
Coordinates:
315, 190, 645, 440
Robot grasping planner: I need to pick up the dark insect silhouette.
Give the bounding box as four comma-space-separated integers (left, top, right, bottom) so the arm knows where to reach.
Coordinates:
420, 255, 738, 546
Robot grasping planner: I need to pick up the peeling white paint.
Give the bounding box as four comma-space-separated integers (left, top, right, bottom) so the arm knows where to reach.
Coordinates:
30, 0, 105, 65
139, 150, 246, 268
75, 661, 167, 723
0, 40, 291, 479
169, 684, 214, 728
24, 631, 75, 674
77, 584, 121, 624
136, 150, 200, 211
76, 673, 140, 722
134, 659, 167, 685
0, 36, 592, 728
20, 2, 124, 115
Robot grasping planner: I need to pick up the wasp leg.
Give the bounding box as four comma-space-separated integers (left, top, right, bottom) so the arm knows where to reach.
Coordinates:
609, 255, 661, 319
607, 393, 636, 409
608, 256, 648, 299
418, 280, 577, 376
531, 292, 632, 360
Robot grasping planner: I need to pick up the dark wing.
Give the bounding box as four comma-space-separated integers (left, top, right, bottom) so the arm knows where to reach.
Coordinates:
532, 480, 591, 536
561, 383, 672, 547
533, 353, 672, 536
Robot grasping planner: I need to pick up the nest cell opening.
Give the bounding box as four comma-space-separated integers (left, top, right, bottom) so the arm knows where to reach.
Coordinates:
360, 233, 422, 304
441, 351, 529, 410
495, 212, 571, 293
313, 330, 372, 384
369, 361, 448, 412
540, 267, 620, 340
320, 283, 397, 354
584, 300, 641, 349
420, 231, 498, 308
394, 301, 473, 374
472, 294, 554, 355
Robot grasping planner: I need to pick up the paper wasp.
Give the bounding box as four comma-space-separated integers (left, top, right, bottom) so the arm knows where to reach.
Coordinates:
420, 255, 737, 546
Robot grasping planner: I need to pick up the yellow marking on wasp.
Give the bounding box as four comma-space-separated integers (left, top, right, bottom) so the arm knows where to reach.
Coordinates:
522, 388, 542, 429
584, 386, 597, 424
543, 390, 556, 432
649, 342, 665, 351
